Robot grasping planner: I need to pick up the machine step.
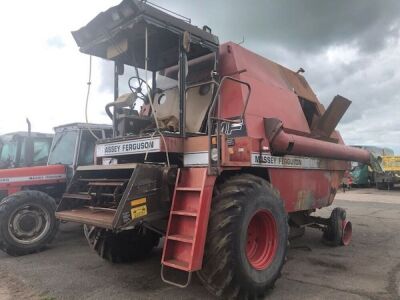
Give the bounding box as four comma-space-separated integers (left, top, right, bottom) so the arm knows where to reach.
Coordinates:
87, 181, 126, 187
167, 234, 194, 243
55, 207, 116, 229
62, 193, 92, 201
175, 187, 203, 192
171, 210, 198, 217
78, 178, 129, 182
163, 259, 190, 269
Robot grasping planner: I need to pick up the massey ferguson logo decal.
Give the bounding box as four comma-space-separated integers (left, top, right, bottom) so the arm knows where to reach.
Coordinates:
251, 153, 322, 169
96, 138, 161, 157
0, 174, 66, 184
220, 117, 246, 137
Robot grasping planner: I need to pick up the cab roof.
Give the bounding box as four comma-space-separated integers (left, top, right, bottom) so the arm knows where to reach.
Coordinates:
53, 123, 112, 132
0, 132, 53, 139
72, 0, 219, 71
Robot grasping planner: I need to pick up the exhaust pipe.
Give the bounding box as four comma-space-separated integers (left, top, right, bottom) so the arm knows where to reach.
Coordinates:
26, 118, 31, 137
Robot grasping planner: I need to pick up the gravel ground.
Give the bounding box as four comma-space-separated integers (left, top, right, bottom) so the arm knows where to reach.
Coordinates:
0, 187, 399, 299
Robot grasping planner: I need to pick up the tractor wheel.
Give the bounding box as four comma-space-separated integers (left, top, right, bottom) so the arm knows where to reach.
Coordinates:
323, 207, 352, 246
84, 225, 160, 263
0, 191, 59, 256
197, 174, 288, 299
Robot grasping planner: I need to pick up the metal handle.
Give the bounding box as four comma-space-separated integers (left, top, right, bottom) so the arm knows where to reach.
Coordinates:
207, 75, 252, 175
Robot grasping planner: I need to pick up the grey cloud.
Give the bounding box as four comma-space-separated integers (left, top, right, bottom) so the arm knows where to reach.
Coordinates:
155, 0, 400, 54
95, 0, 400, 152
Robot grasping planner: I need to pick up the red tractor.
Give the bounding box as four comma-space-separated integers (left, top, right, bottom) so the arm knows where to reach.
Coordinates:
55, 1, 379, 298
0, 123, 111, 256
0, 128, 53, 172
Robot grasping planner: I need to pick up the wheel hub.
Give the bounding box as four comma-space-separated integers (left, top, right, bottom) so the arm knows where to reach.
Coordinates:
18, 214, 38, 232
8, 204, 51, 244
341, 220, 352, 246
246, 210, 278, 270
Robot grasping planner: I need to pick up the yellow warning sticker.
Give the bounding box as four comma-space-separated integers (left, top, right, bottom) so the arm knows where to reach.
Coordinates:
131, 205, 147, 219
130, 197, 147, 207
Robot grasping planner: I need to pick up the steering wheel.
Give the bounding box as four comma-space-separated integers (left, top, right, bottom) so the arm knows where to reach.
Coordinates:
128, 76, 152, 101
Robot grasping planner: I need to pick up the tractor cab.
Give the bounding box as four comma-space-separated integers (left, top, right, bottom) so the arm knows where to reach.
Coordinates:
48, 123, 112, 178
0, 132, 53, 169
72, 0, 219, 162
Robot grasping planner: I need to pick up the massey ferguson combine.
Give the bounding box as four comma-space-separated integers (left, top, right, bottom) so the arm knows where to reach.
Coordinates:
55, 1, 380, 298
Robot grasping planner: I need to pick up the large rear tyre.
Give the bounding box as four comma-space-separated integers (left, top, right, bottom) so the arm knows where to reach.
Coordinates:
84, 225, 160, 263
197, 174, 288, 299
0, 191, 59, 256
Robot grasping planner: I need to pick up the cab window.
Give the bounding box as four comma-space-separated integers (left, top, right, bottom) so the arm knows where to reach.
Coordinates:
0, 141, 17, 163
48, 131, 78, 165
33, 139, 52, 165
78, 131, 102, 166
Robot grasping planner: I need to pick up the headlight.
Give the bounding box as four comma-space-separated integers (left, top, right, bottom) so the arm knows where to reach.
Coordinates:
211, 148, 218, 161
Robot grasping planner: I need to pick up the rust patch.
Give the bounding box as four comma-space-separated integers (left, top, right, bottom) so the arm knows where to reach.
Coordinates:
296, 190, 315, 210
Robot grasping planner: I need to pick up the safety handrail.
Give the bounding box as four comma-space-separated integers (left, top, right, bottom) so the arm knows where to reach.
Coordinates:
207, 76, 252, 175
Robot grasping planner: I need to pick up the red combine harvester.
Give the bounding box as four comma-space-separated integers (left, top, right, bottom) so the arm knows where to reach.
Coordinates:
55, 1, 380, 298
0, 123, 111, 256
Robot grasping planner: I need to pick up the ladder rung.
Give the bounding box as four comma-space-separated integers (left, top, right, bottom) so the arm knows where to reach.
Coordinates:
167, 234, 194, 243
175, 187, 202, 192
63, 193, 91, 201
171, 210, 197, 217
163, 259, 189, 271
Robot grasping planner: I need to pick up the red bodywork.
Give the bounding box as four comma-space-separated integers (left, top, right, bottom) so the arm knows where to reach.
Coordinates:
163, 43, 371, 272
216, 42, 370, 213
0, 165, 67, 197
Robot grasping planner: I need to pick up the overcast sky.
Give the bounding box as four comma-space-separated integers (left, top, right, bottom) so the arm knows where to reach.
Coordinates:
0, 0, 399, 153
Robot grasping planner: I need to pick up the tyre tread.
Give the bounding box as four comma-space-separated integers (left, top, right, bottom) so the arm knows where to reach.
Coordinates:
198, 173, 287, 299
0, 190, 59, 256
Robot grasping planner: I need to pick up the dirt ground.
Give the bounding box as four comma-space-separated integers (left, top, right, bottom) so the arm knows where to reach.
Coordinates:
0, 187, 399, 299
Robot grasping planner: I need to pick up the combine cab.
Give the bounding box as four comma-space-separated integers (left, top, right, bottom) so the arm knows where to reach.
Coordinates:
56, 1, 378, 297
